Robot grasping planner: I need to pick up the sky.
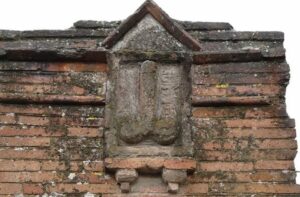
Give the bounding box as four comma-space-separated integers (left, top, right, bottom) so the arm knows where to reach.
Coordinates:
0, 0, 300, 182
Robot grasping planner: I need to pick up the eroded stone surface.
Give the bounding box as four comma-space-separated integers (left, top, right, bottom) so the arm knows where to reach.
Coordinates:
162, 169, 187, 183
112, 14, 188, 52
116, 169, 138, 183
106, 57, 191, 148
120, 182, 131, 193
167, 182, 179, 194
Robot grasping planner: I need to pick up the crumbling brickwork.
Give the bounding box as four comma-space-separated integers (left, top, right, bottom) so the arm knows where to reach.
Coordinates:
0, 0, 299, 196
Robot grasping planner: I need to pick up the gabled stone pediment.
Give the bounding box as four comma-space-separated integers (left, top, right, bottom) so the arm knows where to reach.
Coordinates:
102, 0, 201, 51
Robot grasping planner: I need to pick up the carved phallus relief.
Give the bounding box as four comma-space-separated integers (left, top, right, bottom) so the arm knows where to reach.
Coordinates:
105, 54, 194, 193
103, 1, 199, 193
105, 40, 195, 155
115, 60, 183, 145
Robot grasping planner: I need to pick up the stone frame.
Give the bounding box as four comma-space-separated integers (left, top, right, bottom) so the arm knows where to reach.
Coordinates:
104, 51, 194, 158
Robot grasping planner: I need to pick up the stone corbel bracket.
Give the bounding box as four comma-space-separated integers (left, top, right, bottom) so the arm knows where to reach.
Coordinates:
105, 157, 196, 193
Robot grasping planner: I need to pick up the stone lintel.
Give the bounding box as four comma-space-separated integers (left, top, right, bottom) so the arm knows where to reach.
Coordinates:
105, 157, 196, 172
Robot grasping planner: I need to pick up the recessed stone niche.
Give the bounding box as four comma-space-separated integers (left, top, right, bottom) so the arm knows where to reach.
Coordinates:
105, 52, 193, 154
103, 0, 200, 193
104, 53, 195, 193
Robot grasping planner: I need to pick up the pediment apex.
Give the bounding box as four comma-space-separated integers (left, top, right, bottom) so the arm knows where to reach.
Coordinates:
102, 0, 201, 51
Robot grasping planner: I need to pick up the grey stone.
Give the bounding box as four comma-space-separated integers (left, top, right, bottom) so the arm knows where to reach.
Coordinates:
116, 169, 138, 183
162, 169, 187, 183
73, 20, 121, 29
0, 49, 6, 57
0, 30, 20, 40
175, 20, 233, 31
72, 19, 233, 31
120, 182, 131, 193
167, 182, 179, 194
112, 14, 188, 52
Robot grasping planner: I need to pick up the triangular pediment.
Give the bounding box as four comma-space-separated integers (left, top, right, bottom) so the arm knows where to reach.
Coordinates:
102, 0, 201, 51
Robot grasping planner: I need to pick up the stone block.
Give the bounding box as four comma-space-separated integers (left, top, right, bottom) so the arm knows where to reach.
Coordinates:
162, 169, 187, 183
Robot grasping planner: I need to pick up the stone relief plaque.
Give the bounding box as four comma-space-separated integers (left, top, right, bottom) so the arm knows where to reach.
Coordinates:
105, 54, 193, 157
104, 52, 195, 193
102, 1, 200, 192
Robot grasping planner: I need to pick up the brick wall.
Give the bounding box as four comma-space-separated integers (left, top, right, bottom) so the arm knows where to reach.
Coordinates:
0, 58, 299, 196
189, 59, 299, 195
0, 15, 300, 195
0, 62, 111, 195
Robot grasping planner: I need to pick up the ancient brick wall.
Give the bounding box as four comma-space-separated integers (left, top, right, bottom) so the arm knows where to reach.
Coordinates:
0, 0, 300, 196
0, 43, 299, 196
0, 62, 109, 195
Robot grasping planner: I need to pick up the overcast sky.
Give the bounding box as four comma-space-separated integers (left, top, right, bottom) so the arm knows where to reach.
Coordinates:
1, 0, 300, 182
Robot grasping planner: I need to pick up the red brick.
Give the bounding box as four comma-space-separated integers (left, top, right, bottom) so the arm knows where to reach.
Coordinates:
0, 137, 50, 147
192, 84, 283, 97
0, 183, 22, 194
201, 140, 248, 150
0, 104, 103, 117
0, 84, 86, 96
0, 114, 16, 124
76, 173, 108, 183
164, 159, 196, 170
198, 149, 297, 161
182, 183, 209, 194
23, 183, 44, 194
0, 126, 63, 137
46, 63, 108, 72
41, 160, 66, 171
189, 171, 296, 183
256, 139, 297, 149
192, 106, 286, 119
201, 139, 297, 150
244, 106, 287, 118
250, 171, 296, 182
192, 62, 289, 74
188, 171, 244, 183
198, 162, 253, 172
83, 161, 104, 172
0, 93, 104, 105
68, 127, 103, 137
229, 183, 300, 193
249, 149, 297, 161
226, 128, 296, 139
0, 104, 44, 114
196, 150, 232, 161
225, 118, 295, 128
0, 149, 57, 159
18, 116, 49, 126
192, 73, 289, 85
255, 160, 295, 170
41, 161, 81, 171
0, 74, 69, 84
0, 171, 62, 182
48, 116, 104, 127
201, 141, 223, 150
0, 160, 40, 171
48, 183, 119, 193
